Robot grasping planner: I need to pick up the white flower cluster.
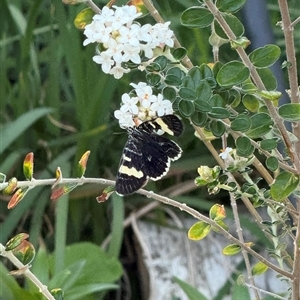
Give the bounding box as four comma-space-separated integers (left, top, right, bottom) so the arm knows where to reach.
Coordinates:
114, 82, 173, 128
83, 5, 174, 79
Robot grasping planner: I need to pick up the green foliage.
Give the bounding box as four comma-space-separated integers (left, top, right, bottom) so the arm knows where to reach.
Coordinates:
1, 0, 299, 299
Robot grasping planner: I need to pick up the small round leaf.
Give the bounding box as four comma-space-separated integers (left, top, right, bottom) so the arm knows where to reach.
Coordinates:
222, 244, 242, 255
208, 107, 230, 119
217, 61, 250, 87
181, 7, 214, 28
188, 221, 211, 240
216, 0, 247, 13
178, 100, 195, 117
214, 14, 244, 39
279, 104, 300, 121
172, 47, 187, 61
246, 113, 273, 138
249, 45, 281, 68
210, 120, 226, 137
191, 111, 208, 126
230, 114, 251, 132
260, 139, 277, 151
270, 171, 299, 201
242, 94, 260, 112
266, 156, 279, 171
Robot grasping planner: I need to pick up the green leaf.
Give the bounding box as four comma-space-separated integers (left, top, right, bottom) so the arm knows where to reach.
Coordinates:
249, 44, 281, 68
188, 221, 211, 240
246, 113, 273, 138
230, 114, 251, 132
256, 68, 277, 91
209, 94, 225, 107
179, 87, 197, 100
49, 242, 123, 287
232, 282, 251, 300
242, 94, 260, 112
172, 47, 187, 60
194, 99, 213, 112
266, 156, 279, 172
270, 171, 299, 201
195, 81, 212, 102
210, 120, 226, 136
279, 103, 300, 121
260, 139, 277, 151
173, 277, 208, 300
229, 89, 241, 107
146, 73, 161, 86
163, 86, 177, 102
67, 283, 118, 300
153, 56, 168, 70
181, 7, 214, 28
208, 107, 230, 119
236, 136, 255, 157
257, 90, 282, 101
0, 107, 53, 155
214, 14, 244, 39
251, 261, 268, 276
178, 100, 195, 117
165, 74, 182, 86
191, 111, 208, 126
188, 67, 203, 83
217, 61, 250, 87
222, 244, 242, 255
216, 0, 247, 13
182, 76, 196, 89
108, 194, 124, 258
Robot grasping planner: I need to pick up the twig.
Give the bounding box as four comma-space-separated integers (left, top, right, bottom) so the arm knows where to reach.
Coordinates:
0, 244, 56, 300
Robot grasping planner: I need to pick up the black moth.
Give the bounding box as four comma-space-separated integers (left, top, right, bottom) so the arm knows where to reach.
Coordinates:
115, 114, 183, 196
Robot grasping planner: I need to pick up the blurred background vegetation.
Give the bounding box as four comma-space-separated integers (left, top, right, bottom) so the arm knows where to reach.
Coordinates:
0, 0, 299, 298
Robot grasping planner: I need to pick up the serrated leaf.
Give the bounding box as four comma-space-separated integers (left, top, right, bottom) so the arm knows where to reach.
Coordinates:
270, 171, 299, 201
279, 103, 300, 121
217, 61, 250, 87
251, 261, 268, 276
249, 45, 281, 68
181, 7, 214, 28
188, 221, 211, 241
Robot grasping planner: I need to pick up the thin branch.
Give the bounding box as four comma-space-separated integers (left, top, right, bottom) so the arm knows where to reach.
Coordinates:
0, 244, 56, 300
204, 0, 300, 173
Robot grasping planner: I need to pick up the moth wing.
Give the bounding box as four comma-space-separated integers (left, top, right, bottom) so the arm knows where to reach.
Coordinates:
115, 137, 148, 196
140, 133, 182, 181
